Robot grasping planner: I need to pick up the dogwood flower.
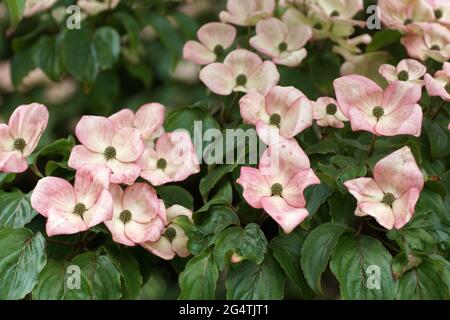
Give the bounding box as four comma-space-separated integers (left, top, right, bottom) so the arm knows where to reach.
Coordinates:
109, 103, 165, 148
24, 0, 57, 17
137, 132, 200, 186
333, 75, 423, 137
239, 86, 312, 144
427, 0, 450, 25
424, 62, 450, 102
183, 22, 237, 65
379, 59, 426, 84
344, 146, 424, 229
401, 22, 450, 62
312, 97, 349, 128
141, 205, 192, 260
311, 0, 365, 26
250, 18, 312, 67
219, 0, 275, 26
68, 116, 144, 185
77, 0, 121, 15
104, 183, 166, 246
236, 139, 320, 233
31, 166, 113, 237
0, 103, 49, 173
379, 0, 434, 32
199, 49, 280, 95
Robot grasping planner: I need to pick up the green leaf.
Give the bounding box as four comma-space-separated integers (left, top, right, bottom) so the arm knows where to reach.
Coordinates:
199, 164, 238, 201
197, 180, 233, 213
32, 35, 63, 81
5, 0, 25, 26
32, 259, 91, 300
30, 136, 75, 165
301, 222, 350, 295
171, 12, 199, 40
0, 191, 36, 228
388, 228, 435, 255
397, 257, 449, 299
226, 251, 286, 300
330, 234, 397, 299
112, 12, 140, 52
0, 228, 46, 300
304, 183, 333, 216
142, 14, 183, 67
93, 27, 121, 70
328, 193, 357, 225
188, 206, 240, 255
213, 223, 267, 271
11, 46, 35, 87
367, 30, 401, 52
305, 139, 338, 155
423, 118, 449, 160
178, 249, 218, 299
71, 251, 122, 300
271, 229, 314, 298
156, 185, 194, 210
105, 246, 143, 299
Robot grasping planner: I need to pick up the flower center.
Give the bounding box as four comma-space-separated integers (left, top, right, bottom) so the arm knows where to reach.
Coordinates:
445, 82, 450, 94
326, 103, 337, 115
214, 44, 224, 56
278, 42, 288, 52
372, 106, 384, 119
73, 203, 87, 216
271, 183, 283, 196
313, 22, 323, 30
397, 70, 409, 81
119, 209, 132, 224
430, 44, 440, 51
13, 138, 27, 152
163, 227, 176, 241
156, 158, 167, 170
269, 113, 281, 127
236, 74, 247, 86
403, 18, 413, 25
381, 192, 396, 207
104, 146, 117, 160
330, 10, 339, 17
434, 9, 443, 19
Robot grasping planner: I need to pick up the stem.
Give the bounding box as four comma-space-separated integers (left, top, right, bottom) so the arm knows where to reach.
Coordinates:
256, 212, 269, 225
28, 164, 44, 179
368, 134, 376, 157
431, 100, 446, 120
47, 238, 78, 246
221, 92, 239, 123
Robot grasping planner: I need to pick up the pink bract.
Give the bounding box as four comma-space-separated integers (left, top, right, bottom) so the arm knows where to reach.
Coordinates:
424, 62, 450, 102
312, 97, 349, 128
344, 146, 424, 229
219, 0, 275, 26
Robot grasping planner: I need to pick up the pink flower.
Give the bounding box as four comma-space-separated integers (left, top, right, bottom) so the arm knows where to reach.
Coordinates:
24, 0, 57, 17
427, 0, 450, 25
141, 205, 192, 260
31, 166, 113, 237
333, 75, 423, 137
0, 103, 49, 173
401, 22, 450, 62
68, 116, 145, 185
424, 62, 450, 102
136, 132, 200, 186
108, 103, 165, 148
311, 0, 365, 25
104, 183, 166, 246
344, 146, 424, 229
199, 49, 279, 96
183, 22, 237, 65
312, 97, 349, 128
240, 86, 312, 144
236, 139, 320, 233
379, 0, 434, 32
249, 18, 312, 67
219, 0, 275, 26
378, 59, 426, 84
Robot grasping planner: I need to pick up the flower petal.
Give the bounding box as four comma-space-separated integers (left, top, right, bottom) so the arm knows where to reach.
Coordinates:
266, 86, 305, 116
0, 151, 28, 173
31, 177, 76, 217
247, 60, 280, 95
236, 167, 271, 208
68, 145, 106, 170
75, 116, 114, 153
198, 22, 237, 51
183, 41, 216, 65
111, 127, 144, 162
344, 177, 384, 204
104, 219, 135, 246
46, 209, 87, 237
141, 236, 175, 260
83, 189, 113, 228
283, 168, 321, 208
261, 196, 309, 233
134, 103, 165, 141
107, 159, 141, 185
8, 103, 49, 156
375, 103, 423, 137
166, 204, 192, 222
392, 188, 420, 229
397, 59, 426, 80
199, 63, 235, 95
108, 109, 134, 131
273, 49, 307, 67
382, 81, 422, 113
74, 165, 111, 208
378, 64, 398, 82
239, 90, 266, 125
122, 183, 159, 223
358, 202, 394, 230
280, 97, 313, 137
